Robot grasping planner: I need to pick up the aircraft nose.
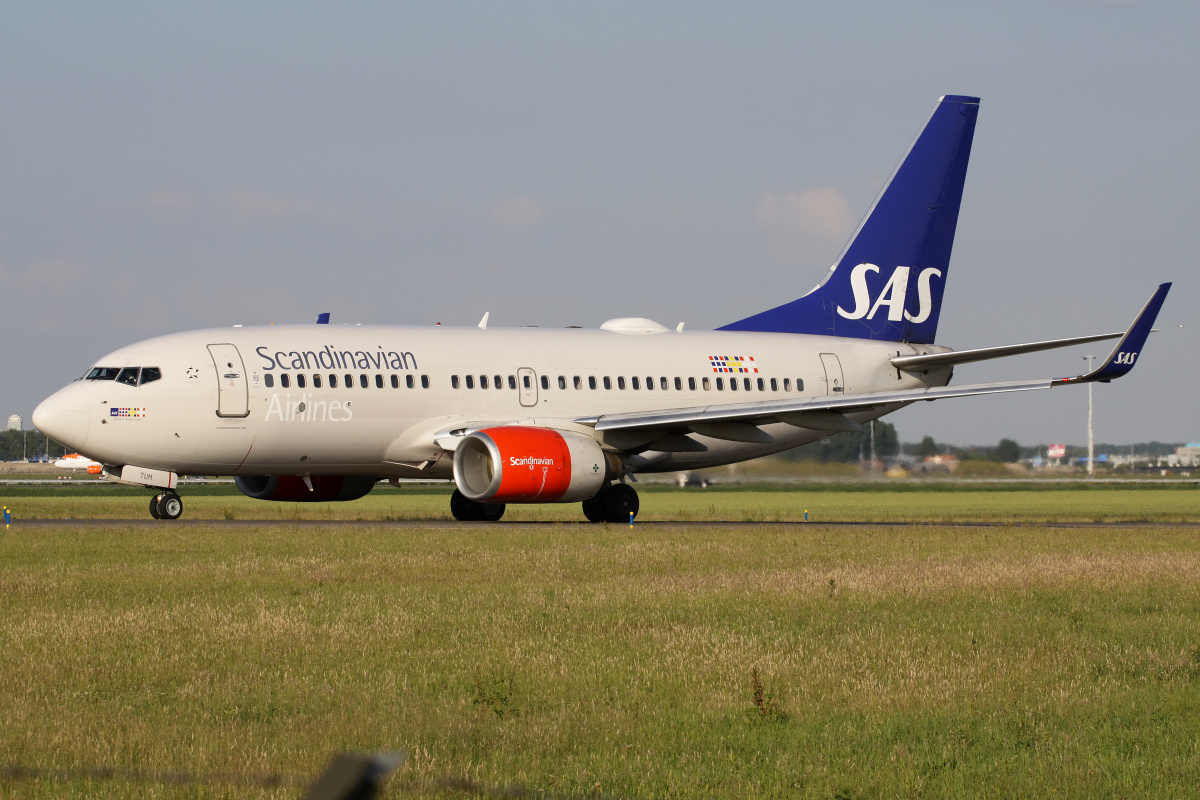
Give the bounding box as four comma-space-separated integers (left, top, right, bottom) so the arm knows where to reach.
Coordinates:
32, 383, 92, 449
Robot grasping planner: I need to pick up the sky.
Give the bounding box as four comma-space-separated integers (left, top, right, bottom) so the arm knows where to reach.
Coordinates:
2, 1, 1196, 448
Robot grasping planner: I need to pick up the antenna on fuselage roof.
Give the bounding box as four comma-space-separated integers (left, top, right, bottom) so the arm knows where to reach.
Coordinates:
676, 322, 685, 332
478, 312, 489, 329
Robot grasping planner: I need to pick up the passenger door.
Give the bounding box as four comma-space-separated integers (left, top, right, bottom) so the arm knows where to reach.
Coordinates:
207, 344, 250, 417
819, 353, 845, 395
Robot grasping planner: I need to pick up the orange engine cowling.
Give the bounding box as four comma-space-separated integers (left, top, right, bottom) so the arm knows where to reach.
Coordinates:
87, 464, 103, 474
234, 475, 379, 502
453, 427, 618, 504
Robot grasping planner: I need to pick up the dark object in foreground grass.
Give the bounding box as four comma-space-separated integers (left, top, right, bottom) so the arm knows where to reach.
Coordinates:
302, 752, 404, 800
748, 666, 787, 723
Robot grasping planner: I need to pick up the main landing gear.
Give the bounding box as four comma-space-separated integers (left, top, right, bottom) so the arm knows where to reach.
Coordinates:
149, 492, 183, 520
450, 489, 506, 522
581, 483, 639, 524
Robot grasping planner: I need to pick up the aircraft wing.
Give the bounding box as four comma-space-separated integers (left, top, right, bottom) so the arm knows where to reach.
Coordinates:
585, 283, 1170, 436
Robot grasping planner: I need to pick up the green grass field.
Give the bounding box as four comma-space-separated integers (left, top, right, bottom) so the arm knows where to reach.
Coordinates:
2, 489, 1200, 798
3, 481, 1199, 523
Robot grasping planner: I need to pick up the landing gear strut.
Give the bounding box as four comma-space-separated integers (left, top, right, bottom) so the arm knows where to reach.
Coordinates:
450, 489, 506, 522
582, 483, 639, 523
149, 492, 183, 520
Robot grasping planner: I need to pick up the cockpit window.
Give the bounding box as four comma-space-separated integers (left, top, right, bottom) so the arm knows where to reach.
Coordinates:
86, 367, 120, 380
139, 367, 162, 385
116, 368, 139, 386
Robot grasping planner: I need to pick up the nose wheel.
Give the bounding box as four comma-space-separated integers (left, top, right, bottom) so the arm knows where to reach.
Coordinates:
149, 492, 184, 520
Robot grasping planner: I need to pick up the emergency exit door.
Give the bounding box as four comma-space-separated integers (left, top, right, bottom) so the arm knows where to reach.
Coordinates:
208, 344, 250, 418
517, 368, 538, 407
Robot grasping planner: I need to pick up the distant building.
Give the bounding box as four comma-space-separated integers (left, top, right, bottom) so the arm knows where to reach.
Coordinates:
1162, 444, 1200, 468
5, 415, 19, 431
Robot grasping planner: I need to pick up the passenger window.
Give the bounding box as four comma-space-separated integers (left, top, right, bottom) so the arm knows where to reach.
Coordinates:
406, 374, 415, 388
730, 378, 738, 391
757, 378, 764, 391
360, 374, 369, 389
783, 378, 791, 391
297, 374, 307, 389
770, 378, 778, 391
508, 375, 517, 389
280, 374, 290, 388
421, 375, 429, 388
744, 378, 752, 391
345, 374, 353, 388
390, 375, 398, 389
375, 375, 383, 388
540, 375, 549, 390
688, 377, 696, 391
618, 377, 626, 390
631, 377, 639, 390
117, 368, 139, 386
466, 375, 474, 389
452, 375, 460, 389
313, 374, 322, 389
494, 375, 502, 389
480, 375, 488, 389
523, 375, 531, 389
86, 367, 120, 381
574, 376, 582, 390
558, 376, 566, 390
644, 377, 652, 391
702, 377, 710, 391
329, 374, 338, 388
264, 374, 275, 388
603, 377, 612, 390
662, 377, 669, 391
139, 367, 162, 385
796, 378, 804, 392
716, 378, 724, 391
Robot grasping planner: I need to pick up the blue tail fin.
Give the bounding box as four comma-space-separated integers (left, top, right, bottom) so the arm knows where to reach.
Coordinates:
720, 95, 980, 344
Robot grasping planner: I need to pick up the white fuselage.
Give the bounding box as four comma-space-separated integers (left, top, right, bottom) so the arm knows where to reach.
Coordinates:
34, 323, 952, 479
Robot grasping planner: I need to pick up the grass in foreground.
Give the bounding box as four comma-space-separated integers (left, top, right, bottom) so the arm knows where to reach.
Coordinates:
2, 522, 1200, 798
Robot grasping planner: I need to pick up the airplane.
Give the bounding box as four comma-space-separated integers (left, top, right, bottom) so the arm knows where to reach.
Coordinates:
53, 453, 104, 474
32, 95, 1170, 522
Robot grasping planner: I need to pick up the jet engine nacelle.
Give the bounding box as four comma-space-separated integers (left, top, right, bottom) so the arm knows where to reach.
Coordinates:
453, 426, 619, 503
234, 474, 379, 502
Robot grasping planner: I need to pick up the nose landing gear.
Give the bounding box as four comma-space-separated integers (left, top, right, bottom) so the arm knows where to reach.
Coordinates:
149, 492, 184, 520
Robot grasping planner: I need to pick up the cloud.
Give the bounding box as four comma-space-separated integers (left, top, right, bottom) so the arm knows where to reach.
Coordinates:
222, 190, 339, 223
755, 188, 854, 238
4, 258, 93, 293
489, 195, 544, 230
145, 191, 196, 219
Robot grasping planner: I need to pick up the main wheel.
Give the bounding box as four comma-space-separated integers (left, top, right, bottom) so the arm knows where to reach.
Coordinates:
475, 502, 506, 522
149, 494, 163, 519
601, 483, 639, 523
157, 493, 183, 520
450, 489, 477, 521
581, 495, 604, 523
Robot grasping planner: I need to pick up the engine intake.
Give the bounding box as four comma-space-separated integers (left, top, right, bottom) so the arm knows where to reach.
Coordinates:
234, 475, 379, 502
453, 427, 618, 503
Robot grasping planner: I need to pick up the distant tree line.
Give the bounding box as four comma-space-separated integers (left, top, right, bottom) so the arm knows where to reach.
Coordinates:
779, 421, 900, 463
0, 429, 69, 462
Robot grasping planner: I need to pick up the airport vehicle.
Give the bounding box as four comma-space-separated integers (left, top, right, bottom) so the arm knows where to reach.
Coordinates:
52, 453, 103, 474
32, 96, 1170, 521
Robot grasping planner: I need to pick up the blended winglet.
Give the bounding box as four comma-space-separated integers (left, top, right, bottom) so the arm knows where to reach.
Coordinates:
1053, 283, 1170, 385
